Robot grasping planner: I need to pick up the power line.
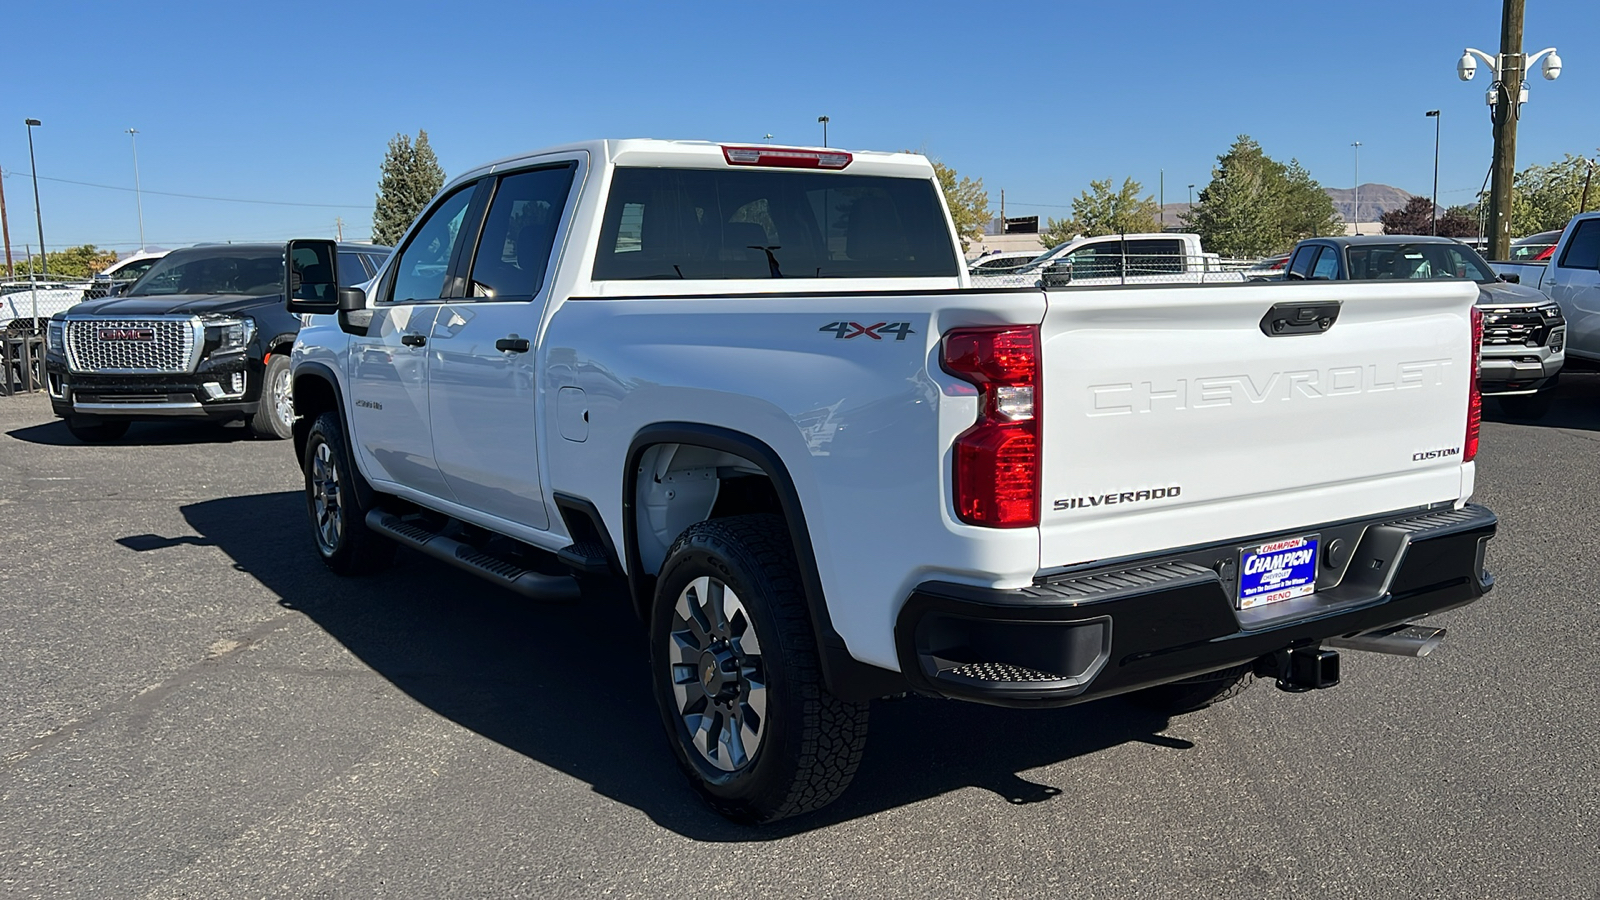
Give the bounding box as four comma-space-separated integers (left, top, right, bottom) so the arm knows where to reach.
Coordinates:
0, 169, 371, 210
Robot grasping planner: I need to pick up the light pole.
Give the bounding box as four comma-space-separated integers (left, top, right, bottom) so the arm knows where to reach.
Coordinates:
1426, 111, 1441, 234
1456, 0, 1562, 258
1351, 141, 1362, 234
817, 115, 829, 148
127, 128, 145, 250
1187, 183, 1194, 210
25, 118, 45, 279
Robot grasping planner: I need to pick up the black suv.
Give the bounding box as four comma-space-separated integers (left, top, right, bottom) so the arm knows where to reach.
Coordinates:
44, 242, 389, 442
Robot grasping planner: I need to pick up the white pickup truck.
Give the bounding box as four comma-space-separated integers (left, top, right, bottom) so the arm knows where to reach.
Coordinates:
972, 232, 1244, 288
285, 139, 1497, 824
1491, 210, 1600, 368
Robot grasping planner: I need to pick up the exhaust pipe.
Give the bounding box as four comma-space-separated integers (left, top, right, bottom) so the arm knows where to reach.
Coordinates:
1325, 623, 1446, 658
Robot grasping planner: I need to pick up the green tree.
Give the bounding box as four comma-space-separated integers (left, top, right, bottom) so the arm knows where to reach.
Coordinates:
1038, 216, 1077, 249
1064, 177, 1161, 237
372, 130, 446, 246
1504, 152, 1600, 235
11, 244, 119, 279
931, 160, 990, 248
1183, 136, 1341, 257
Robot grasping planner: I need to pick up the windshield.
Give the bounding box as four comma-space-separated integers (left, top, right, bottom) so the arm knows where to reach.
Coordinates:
1345, 242, 1498, 284
128, 248, 286, 297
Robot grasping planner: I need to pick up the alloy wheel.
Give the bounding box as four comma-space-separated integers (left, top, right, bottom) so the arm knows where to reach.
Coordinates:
668, 575, 768, 772
310, 441, 343, 554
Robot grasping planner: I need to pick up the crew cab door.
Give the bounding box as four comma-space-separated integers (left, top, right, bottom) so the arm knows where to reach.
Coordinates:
1546, 217, 1600, 359
348, 180, 481, 498
425, 160, 581, 530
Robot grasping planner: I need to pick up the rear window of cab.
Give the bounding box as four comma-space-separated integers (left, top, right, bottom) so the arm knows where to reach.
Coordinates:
593, 167, 959, 280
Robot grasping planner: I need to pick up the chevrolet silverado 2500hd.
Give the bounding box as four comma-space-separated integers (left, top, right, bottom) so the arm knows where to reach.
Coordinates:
284, 140, 1496, 823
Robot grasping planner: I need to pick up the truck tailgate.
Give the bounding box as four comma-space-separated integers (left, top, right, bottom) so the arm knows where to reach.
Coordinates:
1038, 280, 1478, 569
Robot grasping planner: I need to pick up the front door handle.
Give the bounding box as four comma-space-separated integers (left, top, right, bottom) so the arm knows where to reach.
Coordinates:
400, 333, 427, 347
495, 336, 531, 353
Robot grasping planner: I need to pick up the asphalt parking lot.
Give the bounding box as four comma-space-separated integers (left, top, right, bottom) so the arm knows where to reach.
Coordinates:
2, 381, 1598, 900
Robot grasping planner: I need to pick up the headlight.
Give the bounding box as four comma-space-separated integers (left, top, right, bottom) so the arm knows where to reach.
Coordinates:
203, 316, 256, 352
1538, 303, 1564, 321
46, 319, 64, 353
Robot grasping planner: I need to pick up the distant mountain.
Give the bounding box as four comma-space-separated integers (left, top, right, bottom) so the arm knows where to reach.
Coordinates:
1158, 184, 1413, 228
1324, 184, 1412, 224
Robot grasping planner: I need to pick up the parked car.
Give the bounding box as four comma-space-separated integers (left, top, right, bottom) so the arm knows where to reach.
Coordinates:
1242, 252, 1292, 281
1, 281, 88, 331
1503, 230, 1562, 263
966, 250, 1040, 277
1489, 211, 1600, 372
43, 242, 390, 442
83, 249, 169, 300
976, 232, 1243, 286
283, 139, 1495, 824
1286, 235, 1564, 418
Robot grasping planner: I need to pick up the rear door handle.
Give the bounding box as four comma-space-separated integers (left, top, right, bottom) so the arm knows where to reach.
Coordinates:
400, 333, 427, 347
495, 336, 531, 353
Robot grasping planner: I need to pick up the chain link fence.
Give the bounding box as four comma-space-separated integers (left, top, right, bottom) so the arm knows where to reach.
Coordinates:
969, 252, 1257, 288
1, 277, 94, 335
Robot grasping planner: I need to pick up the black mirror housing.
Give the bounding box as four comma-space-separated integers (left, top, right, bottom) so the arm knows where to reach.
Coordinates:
286, 239, 342, 314
1501, 273, 1520, 284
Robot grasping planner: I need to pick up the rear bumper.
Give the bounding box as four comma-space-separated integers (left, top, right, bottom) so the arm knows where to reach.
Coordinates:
895, 504, 1496, 708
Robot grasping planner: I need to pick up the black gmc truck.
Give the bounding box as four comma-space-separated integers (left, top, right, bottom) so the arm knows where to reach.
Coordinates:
44, 242, 388, 442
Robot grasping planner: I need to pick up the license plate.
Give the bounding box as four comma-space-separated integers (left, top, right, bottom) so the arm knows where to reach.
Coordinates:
1237, 535, 1320, 609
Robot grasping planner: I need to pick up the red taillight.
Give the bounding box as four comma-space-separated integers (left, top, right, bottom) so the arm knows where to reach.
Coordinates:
721, 146, 852, 170
1465, 305, 1482, 462
941, 326, 1040, 527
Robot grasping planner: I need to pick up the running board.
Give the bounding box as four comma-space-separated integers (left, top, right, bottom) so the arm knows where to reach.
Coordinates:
366, 511, 582, 603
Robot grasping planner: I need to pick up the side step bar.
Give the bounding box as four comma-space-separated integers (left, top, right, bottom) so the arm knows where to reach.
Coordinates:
367, 511, 582, 603
1325, 623, 1446, 658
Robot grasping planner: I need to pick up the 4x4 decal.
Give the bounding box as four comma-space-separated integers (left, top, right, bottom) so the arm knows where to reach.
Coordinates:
819, 321, 915, 341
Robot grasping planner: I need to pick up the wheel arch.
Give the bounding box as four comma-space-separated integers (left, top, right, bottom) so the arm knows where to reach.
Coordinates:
623, 423, 904, 701
290, 361, 344, 465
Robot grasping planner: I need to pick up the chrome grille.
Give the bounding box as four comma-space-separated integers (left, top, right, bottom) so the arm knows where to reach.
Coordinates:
64, 317, 201, 374
1481, 308, 1548, 347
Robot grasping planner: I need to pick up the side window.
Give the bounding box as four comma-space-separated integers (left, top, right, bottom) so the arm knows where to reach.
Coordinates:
465, 165, 577, 300
1309, 248, 1340, 280
114, 258, 159, 281
362, 252, 390, 275
1125, 239, 1184, 274
1288, 246, 1319, 280
337, 251, 370, 286
388, 185, 476, 303
1557, 219, 1600, 271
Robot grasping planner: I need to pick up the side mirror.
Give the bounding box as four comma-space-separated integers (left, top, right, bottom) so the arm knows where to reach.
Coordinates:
1042, 261, 1073, 287
105, 282, 127, 298
286, 239, 343, 314
1500, 273, 1521, 284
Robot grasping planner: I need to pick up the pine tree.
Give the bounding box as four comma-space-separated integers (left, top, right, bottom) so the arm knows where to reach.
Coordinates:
372, 130, 446, 246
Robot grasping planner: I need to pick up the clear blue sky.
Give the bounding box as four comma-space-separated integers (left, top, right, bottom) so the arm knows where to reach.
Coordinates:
2, 0, 1594, 253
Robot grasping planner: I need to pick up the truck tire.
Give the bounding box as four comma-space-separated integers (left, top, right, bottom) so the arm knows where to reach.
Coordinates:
249, 355, 294, 440
1130, 664, 1255, 715
66, 417, 130, 443
649, 514, 869, 824
303, 410, 394, 575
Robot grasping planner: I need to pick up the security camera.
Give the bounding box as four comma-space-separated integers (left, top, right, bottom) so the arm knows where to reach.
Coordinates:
1542, 51, 1562, 80
1457, 51, 1477, 81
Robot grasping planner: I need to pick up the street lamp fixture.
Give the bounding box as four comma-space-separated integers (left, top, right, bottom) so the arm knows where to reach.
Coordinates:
24, 118, 46, 280
127, 128, 145, 251
817, 115, 829, 148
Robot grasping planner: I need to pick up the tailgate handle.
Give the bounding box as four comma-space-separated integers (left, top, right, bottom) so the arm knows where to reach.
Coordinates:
1260, 301, 1341, 337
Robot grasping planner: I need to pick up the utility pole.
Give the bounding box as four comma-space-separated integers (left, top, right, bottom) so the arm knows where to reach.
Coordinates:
1486, 0, 1525, 260
335, 216, 344, 241
1580, 157, 1595, 214
0, 164, 13, 278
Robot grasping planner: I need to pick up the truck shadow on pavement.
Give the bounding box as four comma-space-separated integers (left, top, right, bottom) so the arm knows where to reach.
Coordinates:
157, 490, 1191, 841
7, 417, 259, 446
1482, 371, 1600, 432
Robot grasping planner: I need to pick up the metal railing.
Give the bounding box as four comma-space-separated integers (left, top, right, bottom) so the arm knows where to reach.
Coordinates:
0, 333, 46, 396
970, 253, 1255, 288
